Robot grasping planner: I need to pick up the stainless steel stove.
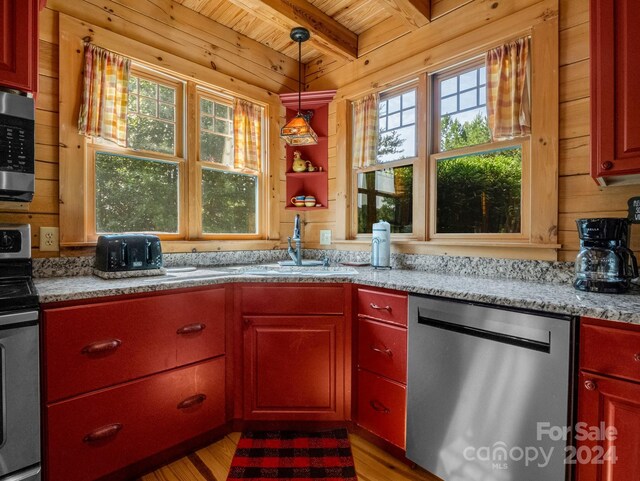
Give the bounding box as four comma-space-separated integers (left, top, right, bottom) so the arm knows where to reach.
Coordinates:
0, 224, 41, 481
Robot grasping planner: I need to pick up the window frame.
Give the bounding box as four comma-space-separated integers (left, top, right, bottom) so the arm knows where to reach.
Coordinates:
429, 59, 531, 240
85, 65, 267, 242
351, 80, 422, 240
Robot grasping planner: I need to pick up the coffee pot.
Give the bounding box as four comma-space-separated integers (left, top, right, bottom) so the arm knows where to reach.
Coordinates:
574, 218, 639, 293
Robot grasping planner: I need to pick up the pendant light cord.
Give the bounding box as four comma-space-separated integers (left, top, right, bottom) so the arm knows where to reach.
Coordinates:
298, 38, 302, 114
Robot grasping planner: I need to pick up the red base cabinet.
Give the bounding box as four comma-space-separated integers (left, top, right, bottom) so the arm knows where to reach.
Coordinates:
42, 287, 229, 481
576, 318, 640, 481
354, 286, 408, 449
0, 0, 39, 93
239, 284, 349, 421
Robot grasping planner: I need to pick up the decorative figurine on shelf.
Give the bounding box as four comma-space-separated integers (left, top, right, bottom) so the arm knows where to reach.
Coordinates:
291, 150, 308, 172
306, 161, 317, 172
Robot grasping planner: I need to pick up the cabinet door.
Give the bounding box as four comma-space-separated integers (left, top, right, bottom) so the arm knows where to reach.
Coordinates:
0, 0, 37, 92
243, 315, 344, 420
591, 0, 640, 182
46, 358, 225, 481
576, 371, 640, 481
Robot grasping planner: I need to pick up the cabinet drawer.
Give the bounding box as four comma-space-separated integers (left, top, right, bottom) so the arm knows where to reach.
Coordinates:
240, 285, 345, 315
356, 369, 406, 448
357, 288, 407, 326
581, 323, 640, 383
358, 318, 407, 384
46, 357, 225, 481
44, 289, 225, 402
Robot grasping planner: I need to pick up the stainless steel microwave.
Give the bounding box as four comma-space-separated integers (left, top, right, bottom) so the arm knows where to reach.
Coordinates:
0, 91, 35, 202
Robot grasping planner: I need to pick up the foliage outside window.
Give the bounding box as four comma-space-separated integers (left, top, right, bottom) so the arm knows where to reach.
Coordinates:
90, 68, 264, 239
432, 61, 524, 236
356, 87, 416, 234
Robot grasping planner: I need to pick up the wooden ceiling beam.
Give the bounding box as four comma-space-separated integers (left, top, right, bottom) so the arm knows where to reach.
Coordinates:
378, 0, 430, 29
224, 0, 358, 60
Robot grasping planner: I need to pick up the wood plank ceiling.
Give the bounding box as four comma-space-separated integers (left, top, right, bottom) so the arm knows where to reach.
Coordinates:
175, 0, 431, 63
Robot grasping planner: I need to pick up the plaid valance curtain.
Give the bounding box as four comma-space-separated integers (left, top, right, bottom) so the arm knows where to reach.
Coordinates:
352, 93, 379, 169
78, 44, 131, 146
486, 37, 531, 140
233, 99, 262, 171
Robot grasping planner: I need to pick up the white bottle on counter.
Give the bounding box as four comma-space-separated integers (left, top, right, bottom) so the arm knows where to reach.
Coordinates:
371, 220, 391, 268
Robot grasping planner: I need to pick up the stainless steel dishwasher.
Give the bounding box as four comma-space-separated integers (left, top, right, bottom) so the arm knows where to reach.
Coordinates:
407, 295, 574, 481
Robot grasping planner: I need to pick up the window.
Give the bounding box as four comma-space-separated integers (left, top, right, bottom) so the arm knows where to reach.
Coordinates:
355, 86, 417, 234
431, 61, 527, 237
89, 67, 265, 239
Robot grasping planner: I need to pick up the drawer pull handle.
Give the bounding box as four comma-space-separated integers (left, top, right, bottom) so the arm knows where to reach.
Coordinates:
178, 393, 207, 410
83, 423, 123, 443
81, 339, 122, 356
370, 303, 392, 312
369, 399, 391, 414
584, 380, 597, 391
370, 344, 393, 357
177, 323, 206, 335
634, 353, 640, 362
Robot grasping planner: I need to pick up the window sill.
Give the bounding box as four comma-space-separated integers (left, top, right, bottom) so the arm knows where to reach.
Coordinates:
322, 239, 561, 261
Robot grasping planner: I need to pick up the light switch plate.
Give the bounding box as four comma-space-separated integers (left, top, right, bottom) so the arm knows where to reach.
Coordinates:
319, 229, 332, 245
40, 227, 59, 252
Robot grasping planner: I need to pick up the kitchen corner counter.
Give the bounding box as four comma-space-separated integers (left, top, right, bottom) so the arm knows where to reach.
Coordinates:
34, 267, 640, 324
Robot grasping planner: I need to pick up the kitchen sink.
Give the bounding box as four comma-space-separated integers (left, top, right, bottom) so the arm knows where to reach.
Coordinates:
277, 259, 325, 267
146, 267, 232, 283
231, 265, 359, 277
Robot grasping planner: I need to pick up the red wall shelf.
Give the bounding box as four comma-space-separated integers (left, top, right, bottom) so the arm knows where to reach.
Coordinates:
279, 90, 336, 210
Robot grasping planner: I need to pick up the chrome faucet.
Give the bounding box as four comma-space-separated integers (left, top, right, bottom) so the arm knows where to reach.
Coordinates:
287, 214, 303, 266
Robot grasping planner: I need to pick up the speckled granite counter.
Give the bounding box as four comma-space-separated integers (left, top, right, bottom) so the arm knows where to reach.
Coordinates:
34, 266, 640, 324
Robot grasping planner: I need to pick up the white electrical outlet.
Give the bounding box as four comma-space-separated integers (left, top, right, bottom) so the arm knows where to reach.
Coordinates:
319, 229, 332, 245
40, 227, 59, 252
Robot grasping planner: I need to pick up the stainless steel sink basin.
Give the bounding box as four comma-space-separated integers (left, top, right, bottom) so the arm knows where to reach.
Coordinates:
147, 267, 231, 283
277, 259, 325, 267
234, 265, 359, 277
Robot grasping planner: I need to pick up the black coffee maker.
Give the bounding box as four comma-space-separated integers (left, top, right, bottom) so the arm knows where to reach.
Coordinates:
574, 218, 639, 293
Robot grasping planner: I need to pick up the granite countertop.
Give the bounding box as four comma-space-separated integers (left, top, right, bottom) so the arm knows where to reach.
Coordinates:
34, 265, 640, 324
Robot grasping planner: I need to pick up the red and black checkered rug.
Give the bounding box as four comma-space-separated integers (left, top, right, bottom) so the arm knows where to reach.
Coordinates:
227, 429, 358, 480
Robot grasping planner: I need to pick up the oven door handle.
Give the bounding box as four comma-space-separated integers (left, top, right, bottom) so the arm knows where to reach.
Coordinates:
0, 310, 38, 328
0, 344, 6, 449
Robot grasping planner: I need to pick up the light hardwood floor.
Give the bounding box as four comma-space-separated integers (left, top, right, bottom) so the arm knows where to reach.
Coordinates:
139, 432, 440, 481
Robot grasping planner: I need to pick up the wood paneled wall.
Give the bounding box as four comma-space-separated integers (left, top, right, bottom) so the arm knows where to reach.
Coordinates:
0, 0, 297, 257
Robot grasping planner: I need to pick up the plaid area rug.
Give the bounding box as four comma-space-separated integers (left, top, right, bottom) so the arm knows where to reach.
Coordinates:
227, 429, 358, 480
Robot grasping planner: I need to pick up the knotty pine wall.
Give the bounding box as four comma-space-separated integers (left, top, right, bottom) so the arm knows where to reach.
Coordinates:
300, 0, 640, 262
3, 0, 638, 262
0, 0, 297, 257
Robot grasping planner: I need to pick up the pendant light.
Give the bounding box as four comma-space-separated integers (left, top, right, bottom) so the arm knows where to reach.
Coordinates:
281, 27, 318, 146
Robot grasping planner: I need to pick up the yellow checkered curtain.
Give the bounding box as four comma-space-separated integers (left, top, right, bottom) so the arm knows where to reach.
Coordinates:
486, 37, 531, 140
77, 44, 131, 146
352, 94, 379, 168
234, 99, 262, 171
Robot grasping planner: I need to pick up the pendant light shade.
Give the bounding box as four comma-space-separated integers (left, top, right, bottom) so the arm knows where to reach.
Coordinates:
281, 27, 318, 146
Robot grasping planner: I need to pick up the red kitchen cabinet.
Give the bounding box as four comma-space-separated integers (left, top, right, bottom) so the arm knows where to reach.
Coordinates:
279, 91, 335, 211
243, 315, 345, 420
44, 288, 226, 402
46, 357, 225, 481
591, 0, 640, 185
0, 0, 39, 93
354, 286, 408, 449
576, 318, 640, 481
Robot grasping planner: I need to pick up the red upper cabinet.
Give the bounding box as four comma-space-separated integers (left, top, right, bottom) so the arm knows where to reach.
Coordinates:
0, 0, 39, 93
591, 0, 640, 185
279, 91, 336, 210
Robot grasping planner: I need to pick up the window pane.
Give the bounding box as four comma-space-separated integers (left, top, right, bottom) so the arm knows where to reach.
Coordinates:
95, 152, 179, 233
459, 70, 477, 89
159, 85, 174, 103
201, 115, 214, 130
402, 91, 416, 108
436, 146, 522, 234
440, 112, 490, 151
128, 94, 138, 113
139, 78, 157, 98
201, 132, 233, 165
201, 98, 213, 115
159, 104, 174, 121
202, 168, 257, 234
441, 96, 457, 115
215, 103, 230, 119
139, 97, 157, 116
127, 115, 175, 155
441, 77, 457, 96
214, 118, 230, 135
379, 101, 387, 117
459, 90, 478, 110
357, 165, 413, 234
377, 89, 417, 163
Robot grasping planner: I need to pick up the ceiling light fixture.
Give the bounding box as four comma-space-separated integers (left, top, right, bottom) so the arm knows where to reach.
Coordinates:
280, 27, 318, 146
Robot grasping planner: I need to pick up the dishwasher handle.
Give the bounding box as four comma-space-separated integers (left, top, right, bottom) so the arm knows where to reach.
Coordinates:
417, 314, 551, 353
